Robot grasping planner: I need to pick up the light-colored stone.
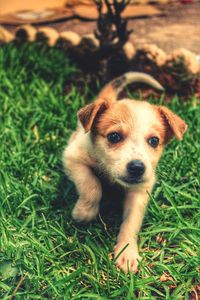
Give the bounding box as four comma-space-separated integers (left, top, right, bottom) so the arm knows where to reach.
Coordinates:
16, 24, 37, 42
82, 33, 99, 47
138, 44, 167, 66
59, 31, 81, 46
167, 48, 199, 74
123, 42, 135, 60
0, 26, 14, 43
37, 27, 59, 46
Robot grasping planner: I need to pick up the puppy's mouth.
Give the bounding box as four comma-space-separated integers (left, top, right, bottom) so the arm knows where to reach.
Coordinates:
118, 176, 144, 185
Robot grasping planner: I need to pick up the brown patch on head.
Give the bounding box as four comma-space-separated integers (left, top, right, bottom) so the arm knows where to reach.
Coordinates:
156, 106, 188, 143
94, 102, 134, 139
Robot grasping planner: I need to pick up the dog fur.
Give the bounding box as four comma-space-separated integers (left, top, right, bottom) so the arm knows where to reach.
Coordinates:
63, 72, 187, 273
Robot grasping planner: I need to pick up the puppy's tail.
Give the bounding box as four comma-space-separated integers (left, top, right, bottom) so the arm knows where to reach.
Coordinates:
98, 72, 164, 101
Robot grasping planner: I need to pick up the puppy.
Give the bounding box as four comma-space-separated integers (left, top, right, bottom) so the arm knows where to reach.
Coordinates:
63, 72, 187, 273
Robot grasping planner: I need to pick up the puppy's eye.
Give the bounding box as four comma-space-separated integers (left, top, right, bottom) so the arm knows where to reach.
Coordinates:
148, 136, 159, 148
107, 132, 123, 144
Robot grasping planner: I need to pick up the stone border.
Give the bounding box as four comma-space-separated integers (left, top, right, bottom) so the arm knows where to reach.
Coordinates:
0, 24, 199, 93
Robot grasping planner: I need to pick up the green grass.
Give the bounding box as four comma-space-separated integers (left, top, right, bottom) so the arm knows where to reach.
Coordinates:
0, 43, 199, 299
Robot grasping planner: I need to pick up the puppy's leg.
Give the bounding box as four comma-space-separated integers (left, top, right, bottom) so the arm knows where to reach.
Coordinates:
114, 190, 149, 273
67, 162, 102, 222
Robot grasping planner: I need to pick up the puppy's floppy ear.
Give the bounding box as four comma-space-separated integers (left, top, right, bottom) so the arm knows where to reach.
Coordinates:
158, 106, 188, 143
78, 99, 109, 133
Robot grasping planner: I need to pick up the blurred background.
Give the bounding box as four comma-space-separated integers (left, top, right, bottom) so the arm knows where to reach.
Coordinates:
0, 0, 200, 52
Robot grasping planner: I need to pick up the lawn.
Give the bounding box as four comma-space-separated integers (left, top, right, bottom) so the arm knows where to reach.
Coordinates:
0, 43, 199, 299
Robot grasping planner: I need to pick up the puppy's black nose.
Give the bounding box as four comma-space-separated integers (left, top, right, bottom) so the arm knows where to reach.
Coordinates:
127, 160, 145, 178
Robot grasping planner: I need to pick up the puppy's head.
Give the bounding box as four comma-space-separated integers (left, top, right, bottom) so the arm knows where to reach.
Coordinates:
78, 98, 187, 188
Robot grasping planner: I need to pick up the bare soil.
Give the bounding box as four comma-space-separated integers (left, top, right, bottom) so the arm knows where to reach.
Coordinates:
51, 2, 200, 54
4, 2, 200, 54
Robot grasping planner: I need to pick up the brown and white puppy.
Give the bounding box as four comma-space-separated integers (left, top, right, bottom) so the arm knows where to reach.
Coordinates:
63, 72, 187, 273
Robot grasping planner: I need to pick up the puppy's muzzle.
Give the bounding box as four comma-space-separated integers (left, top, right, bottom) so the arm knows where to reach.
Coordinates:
122, 160, 145, 184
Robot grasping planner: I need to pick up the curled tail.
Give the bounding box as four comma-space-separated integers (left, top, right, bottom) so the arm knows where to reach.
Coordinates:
98, 72, 164, 102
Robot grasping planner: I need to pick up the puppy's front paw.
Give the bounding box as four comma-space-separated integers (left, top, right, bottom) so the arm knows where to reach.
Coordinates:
114, 242, 141, 273
72, 199, 99, 222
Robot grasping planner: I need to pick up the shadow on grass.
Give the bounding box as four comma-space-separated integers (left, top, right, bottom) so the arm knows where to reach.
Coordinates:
53, 171, 125, 237
52, 172, 77, 210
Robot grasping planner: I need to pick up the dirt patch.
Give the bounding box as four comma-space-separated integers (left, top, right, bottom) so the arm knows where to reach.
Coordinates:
128, 3, 200, 53
49, 2, 200, 53
3, 2, 200, 53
